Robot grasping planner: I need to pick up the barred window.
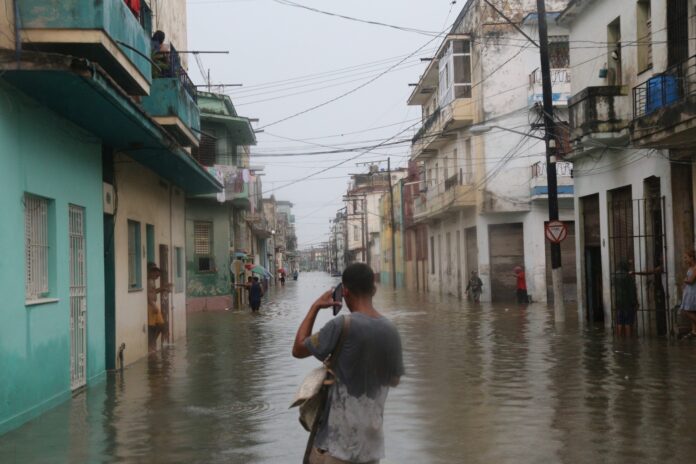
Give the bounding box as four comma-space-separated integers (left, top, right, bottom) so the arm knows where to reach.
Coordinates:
194, 222, 214, 272
25, 194, 50, 300
128, 220, 142, 289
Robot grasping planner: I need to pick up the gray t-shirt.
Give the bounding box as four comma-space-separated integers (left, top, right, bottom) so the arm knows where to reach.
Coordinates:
305, 312, 404, 462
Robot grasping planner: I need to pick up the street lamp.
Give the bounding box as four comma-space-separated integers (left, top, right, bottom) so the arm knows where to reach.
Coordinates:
468, 124, 545, 140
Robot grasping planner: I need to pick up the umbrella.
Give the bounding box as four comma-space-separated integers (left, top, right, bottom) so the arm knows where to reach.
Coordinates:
248, 265, 272, 278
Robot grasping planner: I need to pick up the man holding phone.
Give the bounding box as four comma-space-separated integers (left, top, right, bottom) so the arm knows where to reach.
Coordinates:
292, 263, 404, 464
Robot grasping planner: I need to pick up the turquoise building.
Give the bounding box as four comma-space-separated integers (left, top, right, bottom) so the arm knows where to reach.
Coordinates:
185, 92, 260, 312
0, 0, 220, 433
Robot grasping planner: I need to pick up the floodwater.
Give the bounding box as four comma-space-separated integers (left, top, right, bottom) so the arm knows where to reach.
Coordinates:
2, 272, 696, 463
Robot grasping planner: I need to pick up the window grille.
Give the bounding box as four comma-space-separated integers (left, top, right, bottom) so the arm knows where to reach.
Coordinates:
128, 220, 141, 289
194, 222, 212, 255
25, 194, 49, 300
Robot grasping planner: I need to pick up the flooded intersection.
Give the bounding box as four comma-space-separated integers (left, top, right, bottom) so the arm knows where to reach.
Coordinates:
2, 272, 696, 463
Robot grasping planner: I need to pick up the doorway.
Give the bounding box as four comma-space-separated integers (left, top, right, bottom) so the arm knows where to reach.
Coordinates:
582, 195, 603, 323
489, 223, 524, 302
465, 227, 478, 278
456, 230, 462, 299
69, 205, 87, 390
159, 245, 171, 343
667, 0, 689, 66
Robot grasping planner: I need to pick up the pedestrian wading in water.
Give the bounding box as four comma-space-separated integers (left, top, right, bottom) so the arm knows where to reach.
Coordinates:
680, 250, 696, 339
466, 271, 483, 303
293, 263, 404, 464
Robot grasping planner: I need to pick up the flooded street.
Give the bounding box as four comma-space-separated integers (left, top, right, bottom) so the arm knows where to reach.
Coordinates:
3, 272, 696, 463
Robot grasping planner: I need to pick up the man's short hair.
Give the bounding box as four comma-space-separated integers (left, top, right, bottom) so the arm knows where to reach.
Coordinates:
342, 263, 375, 296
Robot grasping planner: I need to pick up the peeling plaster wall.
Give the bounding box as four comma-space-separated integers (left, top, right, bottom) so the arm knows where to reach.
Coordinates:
149, 0, 189, 68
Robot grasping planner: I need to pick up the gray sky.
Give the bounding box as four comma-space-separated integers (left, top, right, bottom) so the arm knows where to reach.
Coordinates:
187, 0, 460, 247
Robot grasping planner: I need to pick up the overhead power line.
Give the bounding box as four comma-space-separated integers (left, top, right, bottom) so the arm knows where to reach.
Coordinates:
271, 0, 441, 36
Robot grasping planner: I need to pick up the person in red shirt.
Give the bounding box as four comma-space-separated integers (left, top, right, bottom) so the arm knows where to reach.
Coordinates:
514, 266, 528, 305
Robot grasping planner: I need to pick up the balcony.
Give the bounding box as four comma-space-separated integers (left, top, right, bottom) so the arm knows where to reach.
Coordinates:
530, 161, 574, 200
16, 0, 152, 95
631, 55, 696, 148
204, 165, 250, 208
412, 174, 475, 223
141, 46, 200, 147
245, 213, 272, 238
528, 68, 571, 107
411, 98, 474, 160
567, 86, 630, 157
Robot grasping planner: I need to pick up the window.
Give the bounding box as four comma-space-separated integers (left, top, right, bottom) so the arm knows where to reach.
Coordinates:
194, 221, 214, 272
439, 39, 472, 106
25, 194, 52, 301
174, 246, 184, 293
548, 36, 570, 68
637, 0, 652, 72
128, 220, 142, 289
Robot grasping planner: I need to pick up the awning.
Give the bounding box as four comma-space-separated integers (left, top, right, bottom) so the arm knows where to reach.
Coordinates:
202, 113, 257, 146
0, 52, 222, 195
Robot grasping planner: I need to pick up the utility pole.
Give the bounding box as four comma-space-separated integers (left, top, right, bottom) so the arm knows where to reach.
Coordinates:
537, 0, 565, 321
387, 158, 397, 289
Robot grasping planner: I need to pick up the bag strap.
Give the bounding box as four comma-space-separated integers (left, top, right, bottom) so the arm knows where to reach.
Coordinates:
324, 315, 351, 368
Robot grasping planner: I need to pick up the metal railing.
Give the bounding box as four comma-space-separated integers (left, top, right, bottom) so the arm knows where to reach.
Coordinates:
154, 44, 197, 102
633, 55, 696, 119
412, 107, 441, 144
444, 173, 459, 191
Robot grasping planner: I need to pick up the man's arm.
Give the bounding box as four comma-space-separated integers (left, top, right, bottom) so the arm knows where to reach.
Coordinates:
292, 289, 339, 359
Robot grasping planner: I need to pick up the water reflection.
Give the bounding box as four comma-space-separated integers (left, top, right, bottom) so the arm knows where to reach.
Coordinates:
2, 273, 696, 463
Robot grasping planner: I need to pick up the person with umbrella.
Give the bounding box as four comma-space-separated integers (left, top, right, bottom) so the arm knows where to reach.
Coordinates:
237, 275, 264, 312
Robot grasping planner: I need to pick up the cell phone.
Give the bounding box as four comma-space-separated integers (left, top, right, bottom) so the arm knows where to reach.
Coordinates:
332, 283, 343, 316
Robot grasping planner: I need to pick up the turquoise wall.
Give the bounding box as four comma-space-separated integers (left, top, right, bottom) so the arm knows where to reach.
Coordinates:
0, 83, 106, 434
185, 199, 234, 297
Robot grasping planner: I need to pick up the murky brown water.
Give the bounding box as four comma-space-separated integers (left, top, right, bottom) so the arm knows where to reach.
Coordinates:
2, 272, 696, 463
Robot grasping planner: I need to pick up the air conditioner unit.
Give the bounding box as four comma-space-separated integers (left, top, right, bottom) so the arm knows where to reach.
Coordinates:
103, 182, 115, 215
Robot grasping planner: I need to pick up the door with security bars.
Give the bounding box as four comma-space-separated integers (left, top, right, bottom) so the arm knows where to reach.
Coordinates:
608, 184, 670, 336
69, 205, 87, 390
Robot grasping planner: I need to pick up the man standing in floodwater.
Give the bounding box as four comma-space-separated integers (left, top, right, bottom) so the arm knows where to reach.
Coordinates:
293, 263, 404, 464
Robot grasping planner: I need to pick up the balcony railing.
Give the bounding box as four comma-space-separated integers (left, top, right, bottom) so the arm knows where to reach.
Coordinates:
444, 173, 459, 191
529, 68, 571, 106
153, 45, 197, 102
412, 108, 441, 144
633, 55, 696, 119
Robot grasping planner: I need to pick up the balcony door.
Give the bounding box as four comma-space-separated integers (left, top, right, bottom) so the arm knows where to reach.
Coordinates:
667, 0, 689, 66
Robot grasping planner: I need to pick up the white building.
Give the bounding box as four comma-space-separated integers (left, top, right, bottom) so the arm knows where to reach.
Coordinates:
408, 0, 574, 303
560, 0, 691, 335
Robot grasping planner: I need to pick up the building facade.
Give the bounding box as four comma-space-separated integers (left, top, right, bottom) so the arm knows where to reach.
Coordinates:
560, 0, 691, 335
0, 0, 220, 433
407, 0, 574, 303
186, 92, 259, 311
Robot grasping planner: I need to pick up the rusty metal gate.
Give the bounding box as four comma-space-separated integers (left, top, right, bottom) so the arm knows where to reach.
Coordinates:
608, 194, 670, 336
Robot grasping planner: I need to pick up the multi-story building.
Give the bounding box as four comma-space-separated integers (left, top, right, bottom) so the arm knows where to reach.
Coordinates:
560, 0, 688, 335
407, 0, 574, 303
344, 166, 406, 276
0, 0, 220, 433
329, 209, 348, 275
185, 92, 257, 311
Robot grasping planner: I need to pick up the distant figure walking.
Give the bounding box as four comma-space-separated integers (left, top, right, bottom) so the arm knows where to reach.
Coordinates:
280, 271, 286, 287
680, 250, 696, 339
249, 276, 264, 312
466, 271, 483, 303
514, 266, 528, 305
614, 260, 638, 337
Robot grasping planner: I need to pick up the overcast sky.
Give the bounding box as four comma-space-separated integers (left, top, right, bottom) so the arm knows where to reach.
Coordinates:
187, 0, 460, 248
